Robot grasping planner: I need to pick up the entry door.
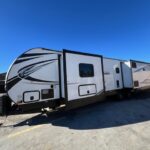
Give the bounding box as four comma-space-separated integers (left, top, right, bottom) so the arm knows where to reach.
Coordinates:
64, 51, 104, 101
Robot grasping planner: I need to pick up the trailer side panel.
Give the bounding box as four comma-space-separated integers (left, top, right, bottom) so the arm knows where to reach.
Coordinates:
63, 50, 104, 101
103, 58, 123, 91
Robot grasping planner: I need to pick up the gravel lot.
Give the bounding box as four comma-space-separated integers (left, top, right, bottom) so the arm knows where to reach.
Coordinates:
0, 92, 150, 150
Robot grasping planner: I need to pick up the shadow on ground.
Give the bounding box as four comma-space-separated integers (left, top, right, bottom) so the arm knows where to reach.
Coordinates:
12, 91, 150, 130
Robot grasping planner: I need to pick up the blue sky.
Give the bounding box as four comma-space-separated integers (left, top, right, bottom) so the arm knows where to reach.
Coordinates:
0, 0, 150, 73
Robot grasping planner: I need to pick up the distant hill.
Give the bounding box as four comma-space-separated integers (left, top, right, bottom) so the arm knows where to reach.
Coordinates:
0, 73, 6, 81
0, 73, 6, 92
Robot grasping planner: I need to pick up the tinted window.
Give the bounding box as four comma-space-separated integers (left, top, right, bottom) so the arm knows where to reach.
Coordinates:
79, 63, 94, 77
116, 67, 120, 74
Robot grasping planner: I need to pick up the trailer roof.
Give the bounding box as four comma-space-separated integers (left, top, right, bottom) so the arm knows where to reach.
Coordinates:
103, 57, 127, 62
63, 49, 102, 58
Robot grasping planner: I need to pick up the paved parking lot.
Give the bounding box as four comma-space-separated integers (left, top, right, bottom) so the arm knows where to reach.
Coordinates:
0, 93, 150, 150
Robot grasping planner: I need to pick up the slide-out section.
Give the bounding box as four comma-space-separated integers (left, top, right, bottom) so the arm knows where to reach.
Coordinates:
63, 50, 104, 101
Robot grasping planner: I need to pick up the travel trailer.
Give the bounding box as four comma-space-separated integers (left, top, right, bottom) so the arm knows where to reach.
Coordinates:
5, 48, 150, 110
129, 60, 150, 89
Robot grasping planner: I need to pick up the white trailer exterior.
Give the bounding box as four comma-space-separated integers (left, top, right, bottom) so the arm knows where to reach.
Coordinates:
6, 48, 63, 105
121, 61, 133, 88
103, 58, 124, 92
64, 51, 104, 101
130, 60, 150, 89
5, 48, 150, 110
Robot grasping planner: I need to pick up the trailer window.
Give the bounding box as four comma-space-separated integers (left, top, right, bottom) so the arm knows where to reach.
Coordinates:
116, 80, 120, 88
116, 67, 120, 74
79, 63, 94, 77
132, 62, 137, 68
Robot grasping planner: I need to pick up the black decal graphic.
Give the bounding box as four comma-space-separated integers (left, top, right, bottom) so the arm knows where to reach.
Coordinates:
20, 53, 52, 58
18, 59, 57, 78
7, 59, 58, 91
25, 76, 59, 84
7, 76, 21, 91
14, 56, 40, 64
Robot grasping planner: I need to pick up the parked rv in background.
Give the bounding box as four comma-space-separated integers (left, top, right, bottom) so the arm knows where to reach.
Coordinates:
130, 60, 150, 89
3, 48, 150, 111
0, 73, 6, 93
